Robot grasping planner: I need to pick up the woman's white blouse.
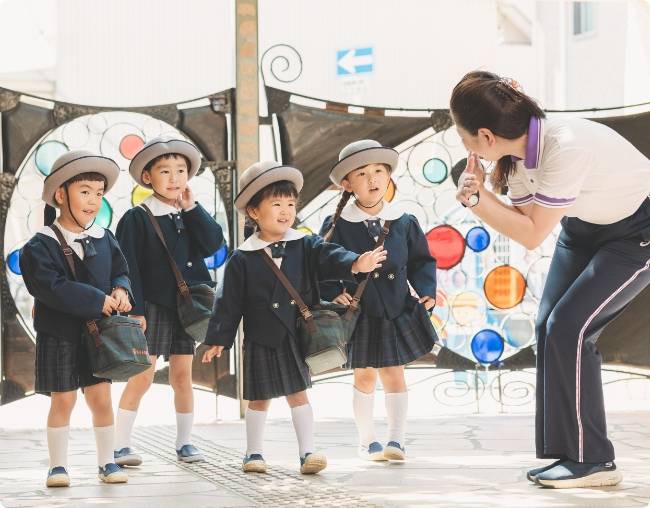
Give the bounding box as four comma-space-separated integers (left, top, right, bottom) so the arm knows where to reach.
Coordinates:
507, 117, 650, 225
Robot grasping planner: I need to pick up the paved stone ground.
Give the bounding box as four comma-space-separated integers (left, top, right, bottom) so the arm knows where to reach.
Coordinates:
1, 410, 649, 507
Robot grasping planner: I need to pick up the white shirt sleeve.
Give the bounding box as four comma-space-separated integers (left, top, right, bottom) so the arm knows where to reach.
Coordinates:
506, 171, 534, 206
533, 146, 593, 209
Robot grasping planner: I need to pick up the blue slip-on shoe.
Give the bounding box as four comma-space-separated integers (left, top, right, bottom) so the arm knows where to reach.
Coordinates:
176, 444, 205, 463
114, 447, 142, 467
300, 452, 327, 475
535, 459, 622, 488
242, 453, 267, 473
358, 441, 387, 461
98, 463, 128, 484
526, 459, 566, 482
46, 466, 70, 488
383, 441, 406, 461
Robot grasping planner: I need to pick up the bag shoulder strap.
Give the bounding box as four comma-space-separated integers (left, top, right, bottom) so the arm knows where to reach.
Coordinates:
140, 204, 191, 299
258, 251, 313, 322
346, 219, 391, 314
50, 224, 77, 279
50, 224, 100, 342
258, 219, 392, 322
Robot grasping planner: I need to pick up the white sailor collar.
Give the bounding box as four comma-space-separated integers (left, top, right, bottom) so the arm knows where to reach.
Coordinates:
239, 228, 307, 251
39, 219, 106, 242
339, 200, 404, 223
141, 195, 182, 216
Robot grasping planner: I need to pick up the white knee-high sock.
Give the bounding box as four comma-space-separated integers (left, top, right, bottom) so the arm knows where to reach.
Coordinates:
290, 404, 314, 458
94, 425, 115, 468
175, 412, 194, 449
245, 408, 267, 456
352, 387, 376, 447
385, 391, 408, 445
47, 426, 69, 469
114, 408, 138, 450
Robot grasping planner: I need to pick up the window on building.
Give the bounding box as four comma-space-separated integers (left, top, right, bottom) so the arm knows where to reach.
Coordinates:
573, 2, 596, 36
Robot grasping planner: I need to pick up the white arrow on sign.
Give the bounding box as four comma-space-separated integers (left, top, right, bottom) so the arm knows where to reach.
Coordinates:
337, 49, 373, 75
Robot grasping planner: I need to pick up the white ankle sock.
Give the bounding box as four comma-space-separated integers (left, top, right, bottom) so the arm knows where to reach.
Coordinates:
94, 425, 115, 468
114, 408, 137, 450
352, 387, 376, 447
175, 412, 194, 450
47, 426, 69, 469
290, 404, 314, 458
385, 391, 408, 445
245, 408, 267, 456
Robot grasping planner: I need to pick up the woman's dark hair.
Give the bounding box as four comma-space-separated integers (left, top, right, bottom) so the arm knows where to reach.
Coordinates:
450, 70, 545, 191
143, 153, 192, 173
245, 180, 299, 230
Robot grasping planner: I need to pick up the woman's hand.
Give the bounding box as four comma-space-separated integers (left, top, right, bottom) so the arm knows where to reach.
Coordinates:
202, 345, 224, 363
456, 153, 486, 205
352, 246, 387, 273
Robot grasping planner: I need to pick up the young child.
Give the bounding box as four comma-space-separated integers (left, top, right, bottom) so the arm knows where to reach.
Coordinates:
20, 150, 131, 487
319, 140, 438, 462
113, 137, 224, 465
202, 161, 386, 475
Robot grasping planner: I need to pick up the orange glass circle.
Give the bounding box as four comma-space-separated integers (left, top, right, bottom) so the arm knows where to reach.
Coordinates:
384, 179, 396, 202
483, 265, 526, 309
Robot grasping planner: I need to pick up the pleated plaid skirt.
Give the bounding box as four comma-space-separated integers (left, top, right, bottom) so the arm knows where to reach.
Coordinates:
35, 334, 109, 395
346, 298, 438, 369
243, 334, 311, 401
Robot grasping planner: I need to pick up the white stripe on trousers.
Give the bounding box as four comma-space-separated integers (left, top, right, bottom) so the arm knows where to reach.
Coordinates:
576, 258, 650, 462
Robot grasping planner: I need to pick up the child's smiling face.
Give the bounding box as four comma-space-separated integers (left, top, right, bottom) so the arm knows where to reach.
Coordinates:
247, 194, 297, 240
341, 163, 391, 205
142, 154, 189, 203
55, 179, 105, 225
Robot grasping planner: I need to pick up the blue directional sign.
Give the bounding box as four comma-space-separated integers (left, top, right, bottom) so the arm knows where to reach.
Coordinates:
337, 47, 374, 76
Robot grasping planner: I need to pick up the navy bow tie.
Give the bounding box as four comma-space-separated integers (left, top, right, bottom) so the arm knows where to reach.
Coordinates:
74, 237, 97, 258
171, 212, 185, 232
269, 242, 286, 258
366, 219, 382, 238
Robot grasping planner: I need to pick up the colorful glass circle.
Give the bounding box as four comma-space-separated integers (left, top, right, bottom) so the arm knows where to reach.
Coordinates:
425, 225, 465, 270
96, 198, 113, 228
471, 329, 505, 364
7, 249, 21, 275
35, 141, 68, 176
423, 158, 448, 184
205, 244, 228, 269
465, 226, 490, 252
483, 265, 526, 309
131, 185, 153, 206
119, 134, 145, 160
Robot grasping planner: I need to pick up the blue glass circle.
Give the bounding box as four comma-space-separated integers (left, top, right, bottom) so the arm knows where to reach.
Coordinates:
422, 158, 448, 184
205, 244, 228, 269
465, 226, 491, 253
35, 141, 68, 176
7, 249, 21, 275
470, 329, 504, 364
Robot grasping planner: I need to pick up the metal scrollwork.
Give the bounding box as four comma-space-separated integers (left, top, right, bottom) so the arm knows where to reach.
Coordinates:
261, 44, 303, 84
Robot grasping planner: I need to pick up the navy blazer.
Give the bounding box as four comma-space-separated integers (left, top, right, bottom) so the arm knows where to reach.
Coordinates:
319, 213, 436, 320
19, 230, 132, 343
116, 204, 224, 315
204, 235, 358, 350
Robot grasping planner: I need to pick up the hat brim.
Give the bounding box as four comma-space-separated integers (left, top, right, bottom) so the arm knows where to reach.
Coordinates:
234, 166, 304, 214
42, 155, 120, 208
330, 147, 399, 186
129, 139, 202, 188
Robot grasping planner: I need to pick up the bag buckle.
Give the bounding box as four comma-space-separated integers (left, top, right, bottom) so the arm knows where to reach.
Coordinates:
178, 281, 191, 298
62, 246, 74, 256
